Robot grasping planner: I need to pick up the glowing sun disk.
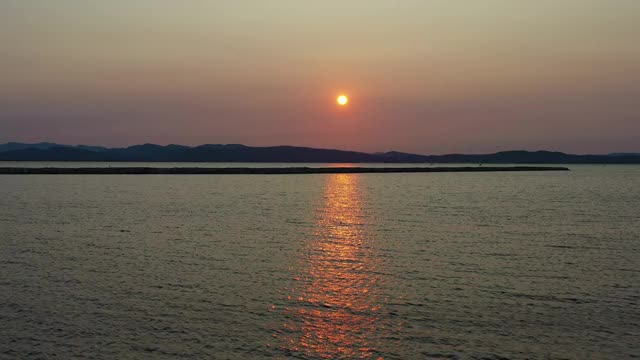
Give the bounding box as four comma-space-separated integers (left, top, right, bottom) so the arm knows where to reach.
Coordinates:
337, 95, 348, 106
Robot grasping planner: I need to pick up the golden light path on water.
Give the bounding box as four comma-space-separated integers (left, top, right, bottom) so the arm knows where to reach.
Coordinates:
275, 174, 387, 359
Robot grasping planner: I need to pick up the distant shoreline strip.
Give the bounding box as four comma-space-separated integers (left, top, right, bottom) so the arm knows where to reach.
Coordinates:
0, 166, 569, 175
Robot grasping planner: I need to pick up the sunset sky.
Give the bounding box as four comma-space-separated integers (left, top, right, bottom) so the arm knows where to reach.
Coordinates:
1, 1, 639, 154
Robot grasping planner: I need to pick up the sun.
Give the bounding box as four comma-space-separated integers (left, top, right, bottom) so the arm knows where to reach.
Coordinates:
336, 94, 348, 106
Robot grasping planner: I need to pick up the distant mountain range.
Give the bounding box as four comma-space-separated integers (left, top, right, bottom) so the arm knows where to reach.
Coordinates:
0, 142, 639, 164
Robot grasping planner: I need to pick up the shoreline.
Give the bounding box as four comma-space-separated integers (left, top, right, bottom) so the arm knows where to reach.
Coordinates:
0, 166, 570, 175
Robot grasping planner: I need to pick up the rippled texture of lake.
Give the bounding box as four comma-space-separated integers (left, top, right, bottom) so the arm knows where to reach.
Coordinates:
1, 166, 639, 359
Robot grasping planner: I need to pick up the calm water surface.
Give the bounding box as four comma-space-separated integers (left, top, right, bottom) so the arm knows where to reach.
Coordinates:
1, 165, 639, 359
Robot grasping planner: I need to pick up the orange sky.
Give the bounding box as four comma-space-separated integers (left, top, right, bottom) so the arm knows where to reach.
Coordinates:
1, 1, 639, 153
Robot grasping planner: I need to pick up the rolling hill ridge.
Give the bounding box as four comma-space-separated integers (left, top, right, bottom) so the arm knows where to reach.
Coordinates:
1, 143, 639, 164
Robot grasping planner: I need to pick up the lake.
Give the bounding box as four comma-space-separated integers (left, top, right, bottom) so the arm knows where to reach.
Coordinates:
0, 165, 638, 359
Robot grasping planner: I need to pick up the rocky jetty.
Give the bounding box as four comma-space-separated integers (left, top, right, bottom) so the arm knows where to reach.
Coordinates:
0, 166, 569, 175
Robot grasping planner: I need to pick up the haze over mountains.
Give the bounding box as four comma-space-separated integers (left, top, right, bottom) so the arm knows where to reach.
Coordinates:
0, 142, 639, 164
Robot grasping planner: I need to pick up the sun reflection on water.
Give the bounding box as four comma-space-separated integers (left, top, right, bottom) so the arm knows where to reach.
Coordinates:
274, 174, 386, 359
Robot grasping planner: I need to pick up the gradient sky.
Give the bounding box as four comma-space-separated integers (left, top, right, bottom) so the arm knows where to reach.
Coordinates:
1, 1, 639, 154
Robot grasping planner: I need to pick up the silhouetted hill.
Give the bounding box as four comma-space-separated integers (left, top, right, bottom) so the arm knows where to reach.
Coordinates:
0, 142, 639, 163
0, 146, 110, 161
0, 142, 59, 152
0, 143, 380, 162
608, 153, 640, 157
0, 142, 108, 153
375, 151, 430, 162
417, 151, 640, 164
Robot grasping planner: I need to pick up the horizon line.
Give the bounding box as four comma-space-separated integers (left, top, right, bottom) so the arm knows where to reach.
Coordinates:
2, 141, 639, 157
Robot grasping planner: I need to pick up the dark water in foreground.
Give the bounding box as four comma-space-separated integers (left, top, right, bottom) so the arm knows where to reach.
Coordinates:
1, 165, 639, 359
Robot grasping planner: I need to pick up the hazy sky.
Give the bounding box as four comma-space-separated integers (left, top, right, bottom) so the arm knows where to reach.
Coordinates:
1, 1, 639, 154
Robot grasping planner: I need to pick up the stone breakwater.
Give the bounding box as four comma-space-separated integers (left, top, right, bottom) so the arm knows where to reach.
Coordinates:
0, 166, 570, 175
